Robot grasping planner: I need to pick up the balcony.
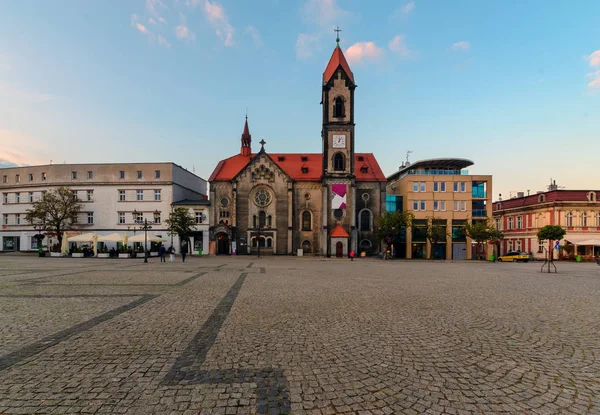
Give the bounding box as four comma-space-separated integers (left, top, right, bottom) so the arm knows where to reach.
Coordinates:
472, 190, 487, 199
472, 209, 487, 217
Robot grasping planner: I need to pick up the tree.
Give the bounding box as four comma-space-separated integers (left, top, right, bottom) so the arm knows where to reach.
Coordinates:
165, 207, 197, 241
425, 218, 449, 259
488, 226, 504, 259
376, 211, 414, 246
464, 218, 495, 260
537, 225, 566, 271
25, 186, 82, 247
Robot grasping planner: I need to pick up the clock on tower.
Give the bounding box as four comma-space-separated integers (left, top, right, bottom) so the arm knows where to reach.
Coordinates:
332, 134, 346, 149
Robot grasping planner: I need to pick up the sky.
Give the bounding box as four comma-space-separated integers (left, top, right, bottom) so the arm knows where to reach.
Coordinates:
1, 0, 599, 201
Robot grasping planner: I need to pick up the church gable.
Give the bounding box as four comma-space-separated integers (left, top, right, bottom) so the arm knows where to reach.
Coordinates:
234, 152, 292, 185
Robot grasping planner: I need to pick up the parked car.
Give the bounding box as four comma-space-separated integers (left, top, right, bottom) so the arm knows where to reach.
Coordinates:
498, 251, 530, 262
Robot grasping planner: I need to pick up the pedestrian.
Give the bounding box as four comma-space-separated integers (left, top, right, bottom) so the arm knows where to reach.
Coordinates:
158, 244, 166, 263
181, 240, 187, 263
168, 245, 175, 262
350, 251, 355, 261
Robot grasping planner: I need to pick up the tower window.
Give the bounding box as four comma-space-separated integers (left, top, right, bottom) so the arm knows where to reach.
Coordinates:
302, 211, 312, 231
333, 153, 345, 171
333, 96, 345, 118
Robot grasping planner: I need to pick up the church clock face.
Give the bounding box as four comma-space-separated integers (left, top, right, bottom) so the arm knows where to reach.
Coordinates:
332, 134, 346, 148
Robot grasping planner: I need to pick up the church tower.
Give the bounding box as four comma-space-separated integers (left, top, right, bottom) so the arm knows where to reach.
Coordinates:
320, 29, 357, 257
240, 115, 252, 156
321, 31, 355, 178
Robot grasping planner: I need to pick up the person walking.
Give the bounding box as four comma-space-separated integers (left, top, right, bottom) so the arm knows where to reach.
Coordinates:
349, 251, 355, 261
158, 244, 166, 263
168, 245, 175, 262
181, 240, 187, 263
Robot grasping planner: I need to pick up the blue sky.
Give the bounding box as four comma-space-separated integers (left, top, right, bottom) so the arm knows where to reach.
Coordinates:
1, 0, 599, 200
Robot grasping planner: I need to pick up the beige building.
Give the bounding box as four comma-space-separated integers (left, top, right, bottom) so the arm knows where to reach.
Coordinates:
207, 41, 386, 256
0, 163, 208, 253
386, 158, 493, 260
493, 189, 600, 260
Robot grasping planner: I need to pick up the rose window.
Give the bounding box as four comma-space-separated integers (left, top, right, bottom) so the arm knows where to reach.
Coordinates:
254, 188, 272, 207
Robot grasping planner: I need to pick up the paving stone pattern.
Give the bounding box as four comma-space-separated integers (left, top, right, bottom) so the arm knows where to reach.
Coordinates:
0, 255, 599, 414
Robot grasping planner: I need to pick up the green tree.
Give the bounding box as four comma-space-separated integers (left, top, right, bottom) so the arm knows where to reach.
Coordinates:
537, 225, 566, 271
425, 217, 449, 259
376, 211, 414, 245
464, 218, 495, 260
24, 186, 82, 247
165, 207, 197, 241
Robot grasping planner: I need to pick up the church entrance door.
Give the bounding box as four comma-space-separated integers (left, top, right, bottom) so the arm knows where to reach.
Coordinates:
217, 233, 229, 255
336, 241, 343, 258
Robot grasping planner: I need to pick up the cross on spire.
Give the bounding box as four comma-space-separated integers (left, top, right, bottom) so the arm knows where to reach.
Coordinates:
334, 26, 341, 45
259, 139, 266, 151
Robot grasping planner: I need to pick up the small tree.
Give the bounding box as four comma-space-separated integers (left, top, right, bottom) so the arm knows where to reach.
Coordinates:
25, 186, 82, 247
165, 207, 197, 242
537, 225, 566, 271
488, 226, 504, 259
425, 218, 449, 259
376, 211, 414, 247
464, 218, 494, 260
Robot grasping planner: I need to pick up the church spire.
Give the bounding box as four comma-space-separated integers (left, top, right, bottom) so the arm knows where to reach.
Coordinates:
323, 29, 354, 85
240, 115, 252, 156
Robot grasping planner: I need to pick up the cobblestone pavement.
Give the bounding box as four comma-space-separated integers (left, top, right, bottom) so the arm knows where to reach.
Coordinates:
0, 255, 599, 414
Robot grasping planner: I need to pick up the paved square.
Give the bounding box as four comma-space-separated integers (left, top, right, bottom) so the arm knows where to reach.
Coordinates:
0, 255, 599, 414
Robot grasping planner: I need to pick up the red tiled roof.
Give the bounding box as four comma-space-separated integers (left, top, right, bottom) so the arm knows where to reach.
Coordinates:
323, 46, 354, 84
493, 190, 600, 211
208, 152, 386, 183
330, 224, 350, 238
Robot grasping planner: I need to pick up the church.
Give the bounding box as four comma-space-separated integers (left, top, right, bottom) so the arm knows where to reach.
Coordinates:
208, 39, 386, 256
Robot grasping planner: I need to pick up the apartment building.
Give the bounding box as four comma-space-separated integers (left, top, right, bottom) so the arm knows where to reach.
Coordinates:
386, 158, 493, 260
493, 189, 600, 260
0, 163, 209, 254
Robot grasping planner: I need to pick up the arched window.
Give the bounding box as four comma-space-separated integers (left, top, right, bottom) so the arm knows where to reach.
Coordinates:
333, 96, 345, 118
267, 215, 272, 227
588, 192, 597, 202
253, 215, 257, 228
359, 239, 372, 253
259, 211, 266, 228
566, 212, 573, 227
302, 211, 312, 231
266, 238, 272, 248
359, 209, 372, 231
538, 194, 546, 203
582, 212, 588, 227
333, 153, 345, 171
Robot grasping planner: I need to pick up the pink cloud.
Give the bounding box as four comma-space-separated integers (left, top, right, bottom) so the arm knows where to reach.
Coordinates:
202, 0, 234, 46
135, 23, 149, 34
345, 42, 384, 65
588, 50, 600, 68
148, 17, 156, 25
388, 35, 411, 57
175, 13, 195, 41
451, 41, 471, 51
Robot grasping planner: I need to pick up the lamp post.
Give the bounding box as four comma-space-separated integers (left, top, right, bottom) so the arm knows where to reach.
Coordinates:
133, 210, 152, 263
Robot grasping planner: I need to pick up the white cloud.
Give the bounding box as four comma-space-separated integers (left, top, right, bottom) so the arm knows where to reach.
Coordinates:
451, 41, 471, 51
246, 25, 263, 48
175, 13, 195, 40
202, 0, 234, 46
588, 50, 600, 68
158, 35, 171, 48
345, 42, 384, 65
296, 33, 319, 59
158, 16, 167, 24
392, 1, 415, 18
388, 35, 411, 57
148, 17, 156, 25
146, 0, 166, 16
301, 0, 348, 28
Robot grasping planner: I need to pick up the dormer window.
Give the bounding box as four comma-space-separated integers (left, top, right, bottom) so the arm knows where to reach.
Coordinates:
278, 156, 285, 162
587, 192, 596, 202
333, 96, 345, 118
357, 156, 364, 162
538, 194, 546, 203
301, 167, 308, 174
360, 166, 368, 174
301, 156, 308, 162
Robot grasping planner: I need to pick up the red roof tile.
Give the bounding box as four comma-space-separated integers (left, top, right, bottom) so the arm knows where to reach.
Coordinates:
209, 152, 386, 183
330, 224, 349, 238
323, 46, 354, 84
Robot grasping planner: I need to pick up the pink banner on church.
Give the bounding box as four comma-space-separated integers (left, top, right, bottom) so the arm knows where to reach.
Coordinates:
331, 184, 347, 209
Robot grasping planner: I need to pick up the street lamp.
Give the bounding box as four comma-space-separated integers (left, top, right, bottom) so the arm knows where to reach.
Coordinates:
133, 209, 152, 263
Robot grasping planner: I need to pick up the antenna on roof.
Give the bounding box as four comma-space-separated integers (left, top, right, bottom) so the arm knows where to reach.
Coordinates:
405, 150, 413, 164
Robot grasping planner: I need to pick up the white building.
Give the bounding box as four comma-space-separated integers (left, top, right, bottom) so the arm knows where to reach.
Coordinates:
0, 162, 209, 254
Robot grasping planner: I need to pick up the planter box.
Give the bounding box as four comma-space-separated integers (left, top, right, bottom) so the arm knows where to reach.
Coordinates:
72, 253, 84, 258
50, 252, 63, 257
119, 253, 130, 259
150, 252, 159, 257
98, 253, 110, 258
